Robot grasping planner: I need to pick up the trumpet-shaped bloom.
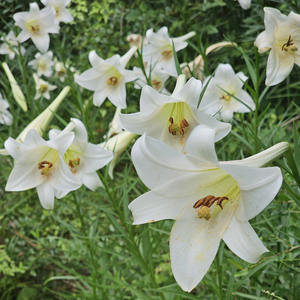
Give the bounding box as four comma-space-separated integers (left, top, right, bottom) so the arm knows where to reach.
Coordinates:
129, 125, 287, 292
75, 47, 139, 108
28, 51, 54, 77
33, 73, 57, 100
119, 74, 231, 152
143, 27, 195, 77
0, 31, 26, 60
41, 0, 74, 23
0, 93, 13, 126
133, 63, 170, 93
49, 118, 113, 192
254, 8, 300, 86
14, 2, 59, 53
199, 64, 255, 122
99, 130, 137, 179
5, 129, 81, 209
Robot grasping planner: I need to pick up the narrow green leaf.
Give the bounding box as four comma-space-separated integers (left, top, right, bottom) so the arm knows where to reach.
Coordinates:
172, 39, 182, 76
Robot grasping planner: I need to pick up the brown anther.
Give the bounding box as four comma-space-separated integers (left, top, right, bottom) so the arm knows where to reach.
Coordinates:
39, 85, 48, 93
282, 35, 297, 52
107, 76, 118, 86
161, 50, 172, 57
69, 158, 80, 168
38, 161, 53, 175
193, 199, 204, 208
30, 25, 40, 32
180, 119, 189, 128
168, 117, 177, 135
216, 196, 228, 209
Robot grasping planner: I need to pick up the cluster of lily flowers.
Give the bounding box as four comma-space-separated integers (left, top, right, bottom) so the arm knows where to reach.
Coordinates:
1, 0, 299, 293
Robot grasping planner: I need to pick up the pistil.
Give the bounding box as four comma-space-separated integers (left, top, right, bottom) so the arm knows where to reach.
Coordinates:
282, 35, 298, 53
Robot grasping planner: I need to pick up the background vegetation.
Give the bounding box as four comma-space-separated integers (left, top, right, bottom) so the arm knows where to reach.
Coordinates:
0, 0, 300, 299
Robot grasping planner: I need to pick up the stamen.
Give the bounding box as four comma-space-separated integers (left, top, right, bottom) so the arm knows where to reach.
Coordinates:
282, 35, 298, 52
151, 79, 162, 89
38, 161, 53, 175
30, 25, 40, 32
168, 117, 189, 136
107, 76, 118, 86
39, 84, 48, 93
69, 158, 80, 168
193, 195, 229, 220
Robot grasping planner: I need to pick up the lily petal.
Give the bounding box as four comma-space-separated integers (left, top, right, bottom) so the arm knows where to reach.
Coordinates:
36, 180, 55, 209
222, 216, 268, 263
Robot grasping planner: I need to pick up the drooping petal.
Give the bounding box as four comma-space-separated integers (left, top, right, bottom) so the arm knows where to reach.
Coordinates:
81, 172, 102, 191
170, 199, 235, 292
71, 118, 88, 143
222, 216, 268, 263
36, 180, 55, 209
254, 31, 272, 53
93, 89, 107, 107
31, 34, 50, 54
129, 191, 188, 224
118, 112, 148, 134
265, 47, 294, 86
89, 50, 104, 69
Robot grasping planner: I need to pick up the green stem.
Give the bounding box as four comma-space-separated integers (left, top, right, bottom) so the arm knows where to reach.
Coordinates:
73, 194, 99, 300
98, 172, 166, 300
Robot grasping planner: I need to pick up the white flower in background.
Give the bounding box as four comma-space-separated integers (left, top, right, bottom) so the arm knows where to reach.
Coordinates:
5, 129, 81, 209
0, 93, 13, 126
99, 131, 137, 179
133, 62, 170, 93
181, 41, 237, 81
143, 27, 195, 77
235, 0, 251, 10
75, 47, 139, 108
49, 118, 113, 194
28, 51, 54, 77
0, 31, 26, 60
41, 0, 74, 23
33, 73, 57, 100
13, 2, 59, 53
54, 61, 67, 82
126, 33, 147, 49
119, 74, 231, 152
255, 8, 300, 86
199, 63, 255, 122
129, 124, 287, 292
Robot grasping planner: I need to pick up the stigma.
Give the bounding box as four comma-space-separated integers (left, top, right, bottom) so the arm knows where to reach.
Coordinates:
107, 76, 118, 86
193, 195, 228, 220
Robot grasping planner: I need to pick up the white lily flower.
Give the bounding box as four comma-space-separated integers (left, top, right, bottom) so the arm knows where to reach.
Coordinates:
106, 107, 123, 139
129, 125, 288, 292
49, 118, 113, 192
54, 61, 67, 82
0, 31, 26, 60
5, 129, 81, 209
119, 74, 231, 152
41, 0, 74, 23
14, 2, 59, 53
254, 8, 300, 86
133, 62, 170, 93
2, 62, 27, 112
33, 73, 57, 100
75, 47, 139, 108
143, 27, 196, 77
235, 0, 251, 10
99, 131, 137, 179
199, 63, 255, 122
0, 93, 13, 126
28, 51, 54, 77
